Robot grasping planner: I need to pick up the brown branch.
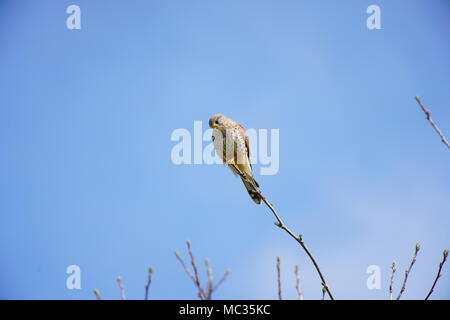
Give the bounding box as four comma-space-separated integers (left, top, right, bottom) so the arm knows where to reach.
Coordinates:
186, 240, 204, 299
295, 265, 304, 300
230, 164, 335, 300
415, 96, 450, 149
175, 251, 196, 280
389, 262, 396, 300
116, 276, 126, 300
276, 256, 282, 300
175, 247, 206, 299
425, 249, 449, 300
175, 240, 230, 300
396, 243, 420, 300
144, 266, 153, 300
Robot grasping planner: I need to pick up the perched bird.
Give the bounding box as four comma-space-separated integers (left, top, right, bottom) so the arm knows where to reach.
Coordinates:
209, 113, 262, 204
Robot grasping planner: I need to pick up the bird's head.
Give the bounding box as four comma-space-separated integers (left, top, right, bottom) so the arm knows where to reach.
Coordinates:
209, 113, 226, 129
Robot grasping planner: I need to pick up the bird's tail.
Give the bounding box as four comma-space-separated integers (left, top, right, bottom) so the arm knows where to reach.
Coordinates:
241, 176, 262, 205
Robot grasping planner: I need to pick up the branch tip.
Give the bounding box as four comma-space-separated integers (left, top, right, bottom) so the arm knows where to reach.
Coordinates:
93, 288, 101, 300
415, 243, 421, 252
425, 248, 449, 300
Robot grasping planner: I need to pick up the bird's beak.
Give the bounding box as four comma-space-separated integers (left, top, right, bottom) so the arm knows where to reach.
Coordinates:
209, 118, 215, 128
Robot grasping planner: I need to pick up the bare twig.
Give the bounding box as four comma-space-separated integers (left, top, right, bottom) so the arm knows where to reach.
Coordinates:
396, 243, 421, 300
175, 249, 205, 299
175, 241, 230, 300
295, 265, 304, 300
175, 251, 196, 280
205, 259, 213, 300
93, 288, 102, 300
276, 256, 282, 300
116, 276, 126, 300
213, 268, 231, 292
186, 240, 204, 299
425, 249, 449, 300
230, 164, 334, 300
415, 96, 450, 149
389, 262, 396, 300
144, 266, 153, 300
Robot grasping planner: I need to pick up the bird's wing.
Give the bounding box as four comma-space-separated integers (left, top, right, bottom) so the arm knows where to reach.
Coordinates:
234, 124, 254, 177
237, 124, 251, 162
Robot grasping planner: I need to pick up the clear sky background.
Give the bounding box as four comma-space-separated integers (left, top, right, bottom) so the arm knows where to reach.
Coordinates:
0, 0, 449, 300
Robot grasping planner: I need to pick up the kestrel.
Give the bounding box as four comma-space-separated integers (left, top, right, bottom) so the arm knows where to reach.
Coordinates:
209, 114, 262, 204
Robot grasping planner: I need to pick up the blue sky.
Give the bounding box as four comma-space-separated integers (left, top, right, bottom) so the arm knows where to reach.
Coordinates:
0, 0, 449, 300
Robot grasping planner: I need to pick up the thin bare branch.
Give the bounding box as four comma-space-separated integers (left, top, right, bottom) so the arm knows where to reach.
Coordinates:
415, 96, 450, 149
144, 266, 153, 300
295, 265, 304, 300
116, 276, 126, 300
175, 244, 206, 299
186, 240, 205, 299
205, 258, 213, 300
213, 268, 231, 292
175, 241, 230, 300
276, 256, 282, 300
389, 262, 396, 300
396, 243, 421, 300
425, 249, 449, 300
93, 288, 102, 300
175, 250, 196, 280
230, 163, 334, 300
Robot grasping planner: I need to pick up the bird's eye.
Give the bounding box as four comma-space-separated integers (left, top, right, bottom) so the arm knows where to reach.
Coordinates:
215, 120, 219, 124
